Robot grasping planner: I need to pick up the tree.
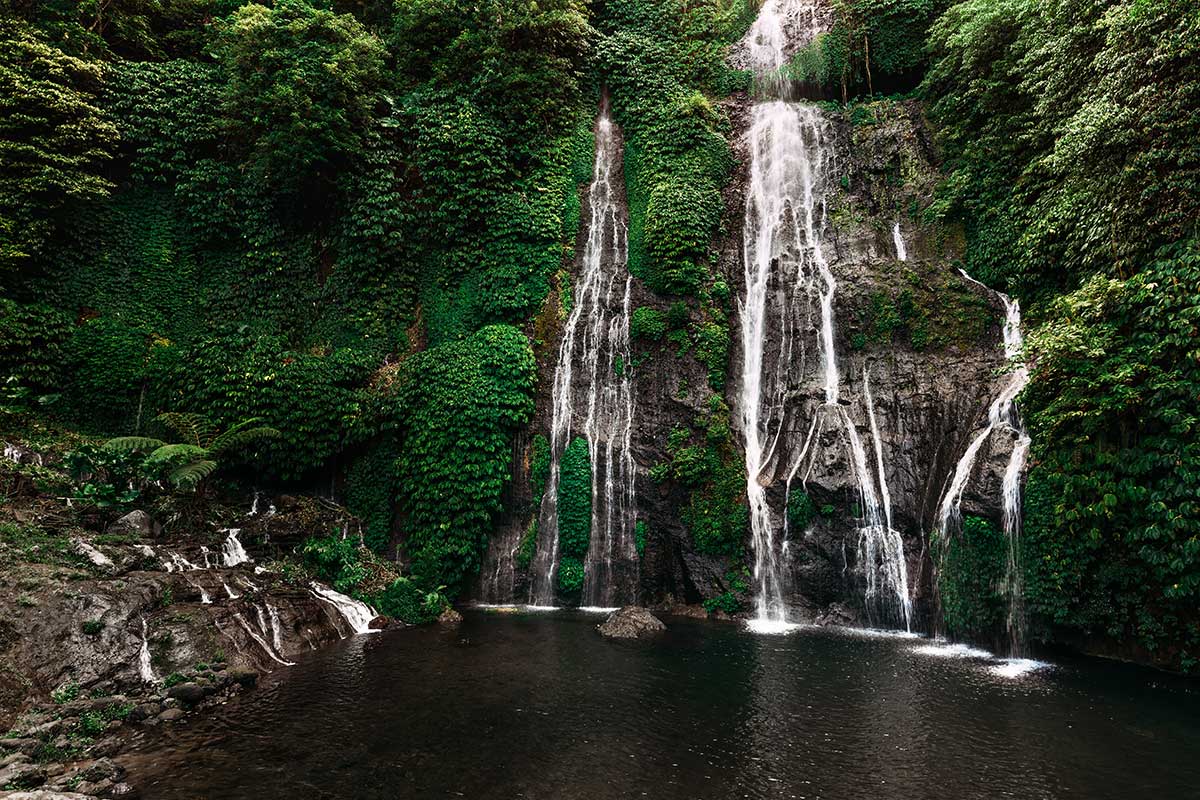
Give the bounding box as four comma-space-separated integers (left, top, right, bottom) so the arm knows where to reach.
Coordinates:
214, 0, 387, 195
0, 17, 117, 279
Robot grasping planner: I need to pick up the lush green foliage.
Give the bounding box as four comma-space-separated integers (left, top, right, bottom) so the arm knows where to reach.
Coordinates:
596, 0, 753, 294
630, 307, 667, 341
389, 325, 536, 595
786, 491, 815, 531
215, 0, 387, 196
106, 412, 279, 490
924, 0, 1200, 298
924, 0, 1200, 667
654, 395, 747, 557
935, 515, 1006, 638
1021, 242, 1200, 665
787, 0, 948, 98
556, 437, 593, 559
0, 18, 116, 277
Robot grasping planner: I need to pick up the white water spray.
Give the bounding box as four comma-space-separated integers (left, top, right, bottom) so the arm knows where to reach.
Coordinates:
221, 529, 251, 567
893, 221, 908, 262
740, 1, 910, 631
311, 582, 378, 635
138, 618, 158, 684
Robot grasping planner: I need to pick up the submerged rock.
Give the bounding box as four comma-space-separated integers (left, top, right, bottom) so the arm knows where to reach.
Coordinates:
437, 608, 463, 626
598, 607, 666, 639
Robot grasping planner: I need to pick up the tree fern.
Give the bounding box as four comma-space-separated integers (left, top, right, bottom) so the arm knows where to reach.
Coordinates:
103, 412, 280, 491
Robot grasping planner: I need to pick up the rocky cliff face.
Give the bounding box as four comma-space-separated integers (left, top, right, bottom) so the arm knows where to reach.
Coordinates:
476, 95, 1017, 633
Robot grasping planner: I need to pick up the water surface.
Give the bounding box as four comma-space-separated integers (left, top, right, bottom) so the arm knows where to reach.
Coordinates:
126, 611, 1200, 799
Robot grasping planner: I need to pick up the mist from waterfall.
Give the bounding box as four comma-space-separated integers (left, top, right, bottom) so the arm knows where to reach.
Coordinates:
529, 105, 638, 608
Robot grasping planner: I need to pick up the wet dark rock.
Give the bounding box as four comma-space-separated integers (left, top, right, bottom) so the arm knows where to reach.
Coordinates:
368, 616, 390, 630
598, 607, 666, 639
157, 708, 185, 723
0, 763, 46, 789
225, 668, 257, 688
75, 759, 123, 785
660, 604, 709, 620
0, 792, 100, 800
165, 683, 207, 705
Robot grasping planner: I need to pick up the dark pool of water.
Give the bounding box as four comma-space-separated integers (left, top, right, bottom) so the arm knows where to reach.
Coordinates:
125, 610, 1200, 799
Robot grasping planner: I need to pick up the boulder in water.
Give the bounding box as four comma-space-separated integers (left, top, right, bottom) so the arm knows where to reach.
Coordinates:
598, 607, 666, 639
437, 608, 463, 626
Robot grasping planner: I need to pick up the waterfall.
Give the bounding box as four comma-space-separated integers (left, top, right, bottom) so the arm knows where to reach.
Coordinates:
221, 529, 251, 567
138, 618, 158, 684
937, 273, 1031, 653
893, 222, 908, 262
311, 582, 378, 635
529, 103, 638, 608
739, 0, 911, 631
862, 369, 912, 629
234, 611, 295, 666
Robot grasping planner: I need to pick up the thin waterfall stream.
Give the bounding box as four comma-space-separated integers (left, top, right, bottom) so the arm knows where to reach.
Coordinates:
529, 103, 638, 608
936, 271, 1032, 654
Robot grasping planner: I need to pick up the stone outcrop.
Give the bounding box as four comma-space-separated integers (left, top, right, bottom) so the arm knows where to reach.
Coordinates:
597, 607, 666, 639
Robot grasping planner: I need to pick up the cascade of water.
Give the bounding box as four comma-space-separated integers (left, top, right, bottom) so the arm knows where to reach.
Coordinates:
861, 369, 912, 629
221, 529, 251, 567
138, 618, 158, 684
529, 104, 638, 607
893, 222, 908, 262
234, 611, 295, 666
937, 273, 1031, 653
265, 603, 286, 652
739, 0, 911, 631
223, 583, 240, 600
311, 582, 378, 635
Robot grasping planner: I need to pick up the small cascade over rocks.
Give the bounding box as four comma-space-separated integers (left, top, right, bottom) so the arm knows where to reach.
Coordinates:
529, 100, 638, 608
138, 618, 158, 684
893, 222, 908, 262
221, 528, 251, 567
737, 0, 911, 632
311, 582, 379, 635
937, 271, 1032, 654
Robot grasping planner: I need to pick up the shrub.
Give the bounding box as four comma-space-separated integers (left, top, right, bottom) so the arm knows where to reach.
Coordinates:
557, 437, 592, 560
630, 307, 666, 341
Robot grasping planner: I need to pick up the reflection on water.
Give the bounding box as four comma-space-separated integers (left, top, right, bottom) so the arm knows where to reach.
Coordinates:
125, 611, 1200, 800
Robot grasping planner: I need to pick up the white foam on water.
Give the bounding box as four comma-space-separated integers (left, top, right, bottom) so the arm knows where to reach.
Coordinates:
839, 626, 922, 640
990, 658, 1048, 679
578, 606, 621, 614
746, 618, 803, 636
911, 642, 994, 659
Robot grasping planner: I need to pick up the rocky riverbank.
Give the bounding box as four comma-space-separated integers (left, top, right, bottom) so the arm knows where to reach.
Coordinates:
0, 438, 399, 797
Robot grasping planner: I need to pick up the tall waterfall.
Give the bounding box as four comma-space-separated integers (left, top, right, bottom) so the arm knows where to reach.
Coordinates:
937, 272, 1031, 653
739, 0, 910, 632
530, 104, 638, 608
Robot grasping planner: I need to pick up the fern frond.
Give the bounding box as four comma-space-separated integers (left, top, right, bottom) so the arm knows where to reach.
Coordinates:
143, 443, 209, 467
104, 436, 166, 452
156, 412, 214, 448
169, 459, 217, 490
210, 425, 280, 456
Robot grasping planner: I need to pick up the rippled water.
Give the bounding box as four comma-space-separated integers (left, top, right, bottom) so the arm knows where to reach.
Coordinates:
126, 611, 1200, 799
